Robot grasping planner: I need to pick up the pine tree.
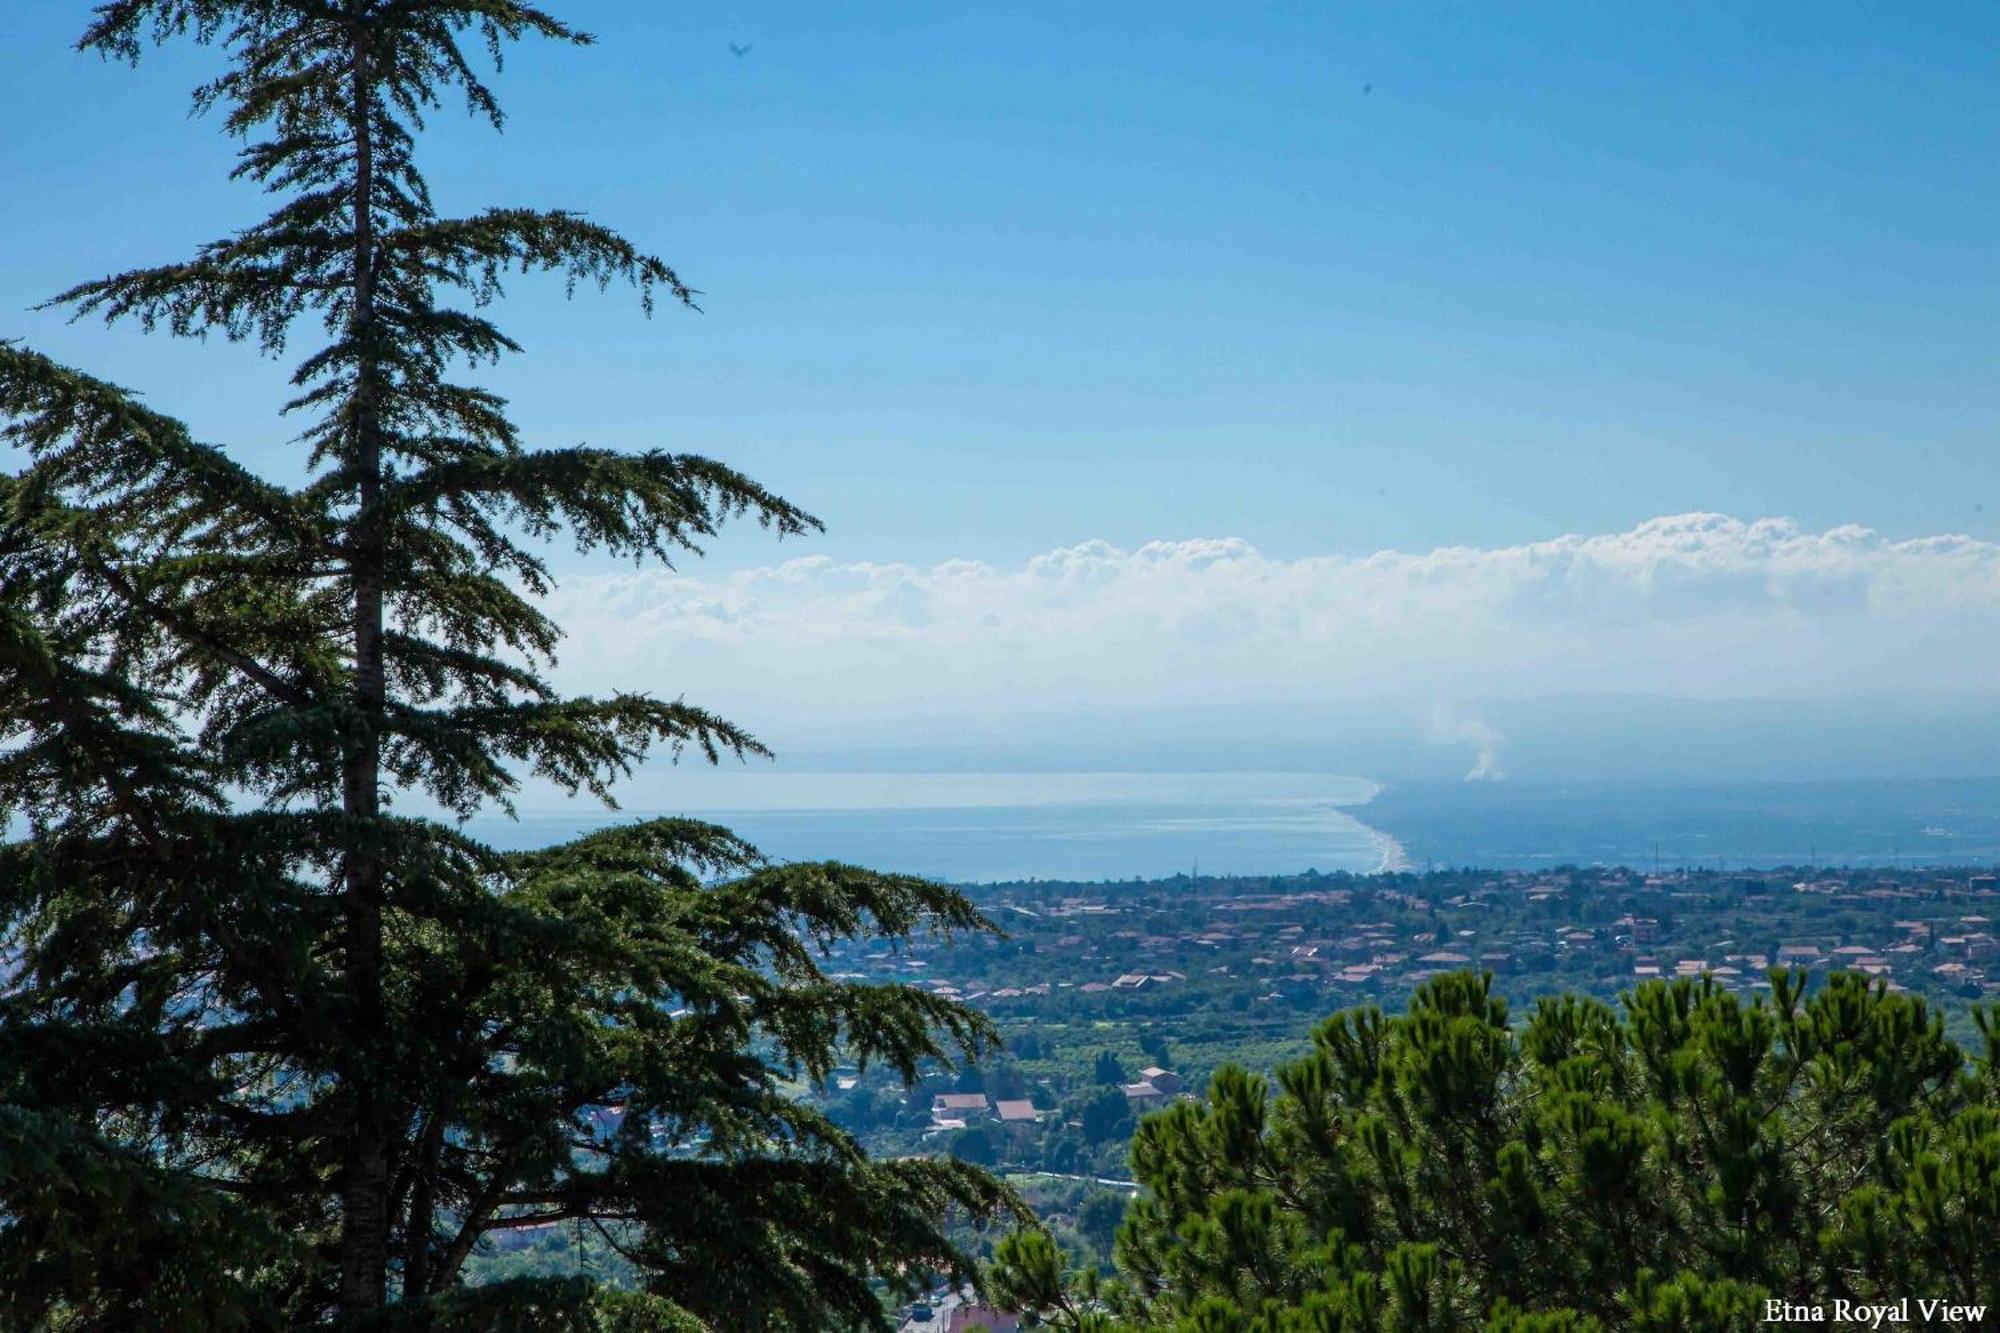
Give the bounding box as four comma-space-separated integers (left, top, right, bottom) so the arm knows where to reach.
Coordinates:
991, 971, 2000, 1333
0, 3, 1017, 1326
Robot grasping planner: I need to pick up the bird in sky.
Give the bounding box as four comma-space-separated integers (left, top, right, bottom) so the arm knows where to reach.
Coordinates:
729, 42, 753, 57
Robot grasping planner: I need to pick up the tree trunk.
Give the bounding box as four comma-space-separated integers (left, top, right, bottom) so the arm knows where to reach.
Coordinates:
336, 4, 392, 1312
402, 1113, 445, 1299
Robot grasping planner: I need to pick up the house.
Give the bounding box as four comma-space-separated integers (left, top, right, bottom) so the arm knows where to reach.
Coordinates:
932, 1092, 990, 1118
1122, 1081, 1167, 1108
1136, 1066, 1182, 1096
993, 1099, 1039, 1124
946, 1305, 1020, 1333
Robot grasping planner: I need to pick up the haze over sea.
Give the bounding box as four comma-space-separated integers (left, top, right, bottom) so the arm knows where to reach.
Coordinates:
470, 771, 1397, 883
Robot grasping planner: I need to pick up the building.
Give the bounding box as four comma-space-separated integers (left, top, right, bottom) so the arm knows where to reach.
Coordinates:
932, 1092, 990, 1120
1122, 1081, 1168, 1108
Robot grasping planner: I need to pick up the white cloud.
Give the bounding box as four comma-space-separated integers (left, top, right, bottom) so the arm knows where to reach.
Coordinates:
542, 513, 2000, 730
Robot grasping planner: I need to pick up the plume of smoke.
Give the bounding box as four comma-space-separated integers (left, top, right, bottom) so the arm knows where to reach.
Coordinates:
1431, 703, 1505, 781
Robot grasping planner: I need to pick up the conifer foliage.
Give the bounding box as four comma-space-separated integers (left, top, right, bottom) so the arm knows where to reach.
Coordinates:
991, 971, 2000, 1333
0, 4, 1015, 1327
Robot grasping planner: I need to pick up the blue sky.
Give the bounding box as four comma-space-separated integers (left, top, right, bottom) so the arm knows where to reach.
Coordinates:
12, 1, 2000, 786
7, 0, 1999, 571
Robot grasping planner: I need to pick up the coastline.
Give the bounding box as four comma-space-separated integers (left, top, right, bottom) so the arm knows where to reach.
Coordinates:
1336, 780, 1416, 872
1328, 772, 1408, 876
1370, 826, 1413, 874
1348, 783, 1411, 874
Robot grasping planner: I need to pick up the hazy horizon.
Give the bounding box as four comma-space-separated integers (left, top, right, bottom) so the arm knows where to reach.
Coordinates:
524, 510, 2000, 791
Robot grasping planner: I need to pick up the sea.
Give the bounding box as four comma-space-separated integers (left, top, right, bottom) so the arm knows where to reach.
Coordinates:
469, 771, 1398, 883
463, 770, 2000, 884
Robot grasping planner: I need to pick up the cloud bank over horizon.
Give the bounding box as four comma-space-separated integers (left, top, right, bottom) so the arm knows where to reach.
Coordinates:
544, 513, 2000, 738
